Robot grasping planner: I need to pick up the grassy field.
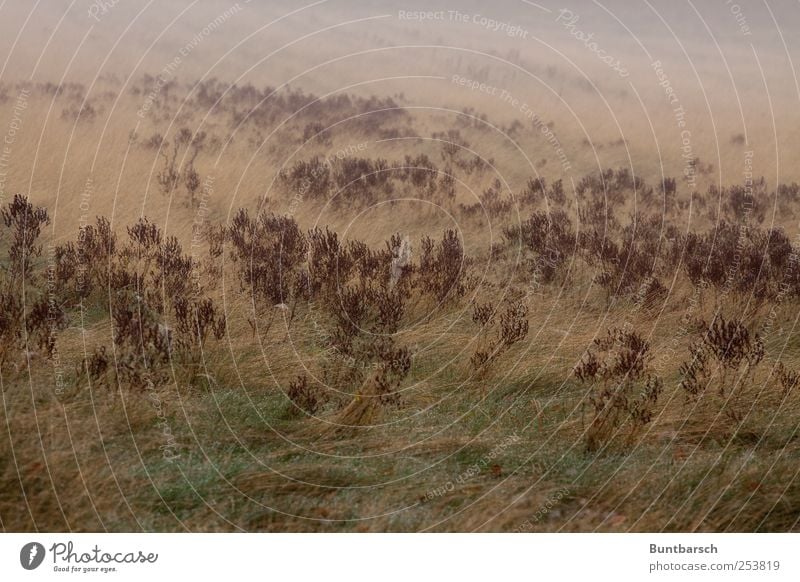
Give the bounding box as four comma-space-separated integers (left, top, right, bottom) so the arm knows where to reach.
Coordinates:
1, 0, 799, 532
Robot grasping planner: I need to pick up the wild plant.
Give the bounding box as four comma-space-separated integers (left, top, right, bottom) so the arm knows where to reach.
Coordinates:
418, 229, 466, 302
1, 194, 50, 281
677, 316, 774, 439
469, 299, 528, 376
574, 328, 662, 451
679, 316, 764, 400
286, 374, 327, 416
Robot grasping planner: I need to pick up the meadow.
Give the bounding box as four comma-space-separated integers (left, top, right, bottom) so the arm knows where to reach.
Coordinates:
0, 0, 799, 532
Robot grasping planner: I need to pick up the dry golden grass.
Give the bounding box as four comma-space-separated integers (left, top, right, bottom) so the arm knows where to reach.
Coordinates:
2, 0, 800, 533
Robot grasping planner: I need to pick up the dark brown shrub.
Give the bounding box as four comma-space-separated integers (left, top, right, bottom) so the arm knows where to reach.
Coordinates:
574, 328, 661, 451
286, 374, 326, 416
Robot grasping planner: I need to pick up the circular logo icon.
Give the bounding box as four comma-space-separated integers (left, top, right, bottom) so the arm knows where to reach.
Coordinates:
20, 542, 46, 570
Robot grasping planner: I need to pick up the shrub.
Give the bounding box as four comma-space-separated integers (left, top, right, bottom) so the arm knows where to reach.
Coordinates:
418, 229, 466, 302
680, 316, 764, 400
504, 210, 574, 285
677, 316, 777, 442
230, 209, 307, 308
286, 375, 326, 416
1, 194, 50, 280
574, 328, 662, 451
469, 299, 528, 376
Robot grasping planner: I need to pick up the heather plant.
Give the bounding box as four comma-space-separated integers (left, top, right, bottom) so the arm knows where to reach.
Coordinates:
307, 226, 352, 301
331, 157, 393, 207
591, 215, 667, 302
574, 328, 662, 451
469, 298, 528, 377
504, 210, 574, 285
579, 229, 619, 268
471, 300, 497, 328
71, 216, 228, 390
680, 317, 765, 401
1, 194, 50, 281
432, 128, 469, 163
198, 223, 227, 285
372, 286, 405, 333
229, 209, 307, 311
680, 222, 789, 300
157, 129, 190, 196
0, 287, 24, 366
460, 179, 511, 217
775, 362, 799, 398
504, 210, 573, 257
348, 239, 385, 283
157, 128, 206, 205
0, 196, 62, 367
469, 300, 498, 373
286, 374, 327, 416
296, 230, 416, 402
302, 121, 332, 146
83, 298, 173, 391
454, 153, 493, 175
396, 154, 438, 190
418, 229, 467, 303
519, 177, 547, 206
437, 170, 457, 203
678, 316, 777, 441
0, 286, 62, 366
575, 168, 615, 199
721, 180, 767, 223
78, 216, 117, 293
52, 242, 79, 299
499, 301, 529, 346
173, 297, 226, 352
372, 341, 412, 406
546, 178, 566, 206
278, 157, 333, 200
